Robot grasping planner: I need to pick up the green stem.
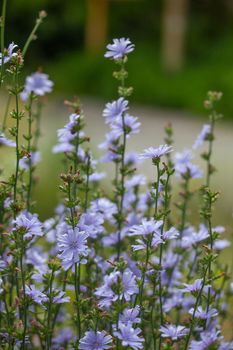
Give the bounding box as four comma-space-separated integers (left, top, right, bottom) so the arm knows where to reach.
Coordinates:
116, 59, 127, 261
84, 153, 90, 212
205, 196, 213, 318
22, 15, 45, 57
184, 265, 209, 350
20, 248, 27, 350
2, 92, 11, 131
206, 116, 215, 188
33, 100, 42, 151
46, 269, 55, 350
0, 0, 7, 86
26, 94, 34, 212
13, 66, 20, 209
75, 263, 81, 342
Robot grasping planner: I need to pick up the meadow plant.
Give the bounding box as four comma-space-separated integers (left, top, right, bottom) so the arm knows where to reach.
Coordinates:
0, 4, 232, 350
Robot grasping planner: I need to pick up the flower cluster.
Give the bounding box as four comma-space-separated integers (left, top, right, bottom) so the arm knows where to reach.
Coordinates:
0, 14, 232, 350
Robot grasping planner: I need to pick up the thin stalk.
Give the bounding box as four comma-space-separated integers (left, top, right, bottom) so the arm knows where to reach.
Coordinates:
0, 0, 7, 86
84, 154, 90, 212
26, 94, 33, 211
51, 271, 68, 334
184, 265, 209, 350
22, 14, 45, 57
206, 117, 215, 188
116, 112, 126, 260
116, 60, 127, 260
46, 269, 55, 350
157, 171, 171, 350
73, 120, 80, 200
75, 263, 81, 342
13, 66, 20, 209
205, 196, 213, 317
33, 100, 42, 151
2, 92, 11, 131
20, 248, 27, 350
68, 182, 75, 229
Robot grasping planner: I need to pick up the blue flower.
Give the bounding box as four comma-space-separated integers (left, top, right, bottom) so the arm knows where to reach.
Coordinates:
25, 285, 48, 305
52, 328, 75, 349
13, 211, 43, 239
95, 269, 138, 308
160, 324, 188, 341
174, 150, 203, 178
105, 38, 135, 60
189, 331, 221, 350
119, 306, 141, 325
19, 151, 41, 170
0, 42, 17, 65
130, 218, 163, 237
79, 330, 112, 350
140, 144, 173, 160
20, 72, 53, 101
189, 306, 218, 320
111, 114, 140, 138
0, 133, 16, 147
114, 323, 144, 350
52, 290, 70, 304
78, 212, 104, 239
192, 124, 211, 150
57, 226, 89, 271
103, 97, 129, 123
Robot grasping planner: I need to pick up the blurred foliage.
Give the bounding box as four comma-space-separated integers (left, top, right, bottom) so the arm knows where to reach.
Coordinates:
5, 0, 233, 118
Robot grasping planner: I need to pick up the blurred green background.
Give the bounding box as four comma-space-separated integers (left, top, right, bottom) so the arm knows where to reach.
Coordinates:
6, 0, 233, 117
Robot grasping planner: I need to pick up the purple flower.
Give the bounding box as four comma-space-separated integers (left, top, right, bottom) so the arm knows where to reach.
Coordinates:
111, 114, 140, 138
162, 227, 179, 241
95, 269, 138, 308
25, 285, 48, 304
125, 175, 146, 190
52, 328, 75, 349
20, 72, 53, 101
79, 330, 112, 350
52, 290, 70, 304
130, 219, 163, 237
160, 324, 188, 340
57, 226, 89, 270
13, 211, 43, 239
87, 172, 106, 183
213, 239, 230, 250
189, 331, 221, 350
181, 224, 209, 248
181, 279, 204, 294
114, 323, 144, 350
103, 97, 129, 123
189, 306, 218, 320
19, 151, 41, 170
219, 341, 233, 350
140, 144, 173, 160
119, 306, 141, 325
105, 38, 135, 60
0, 42, 17, 65
0, 133, 16, 147
192, 124, 211, 150
90, 198, 117, 223
174, 149, 202, 178
78, 212, 104, 239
